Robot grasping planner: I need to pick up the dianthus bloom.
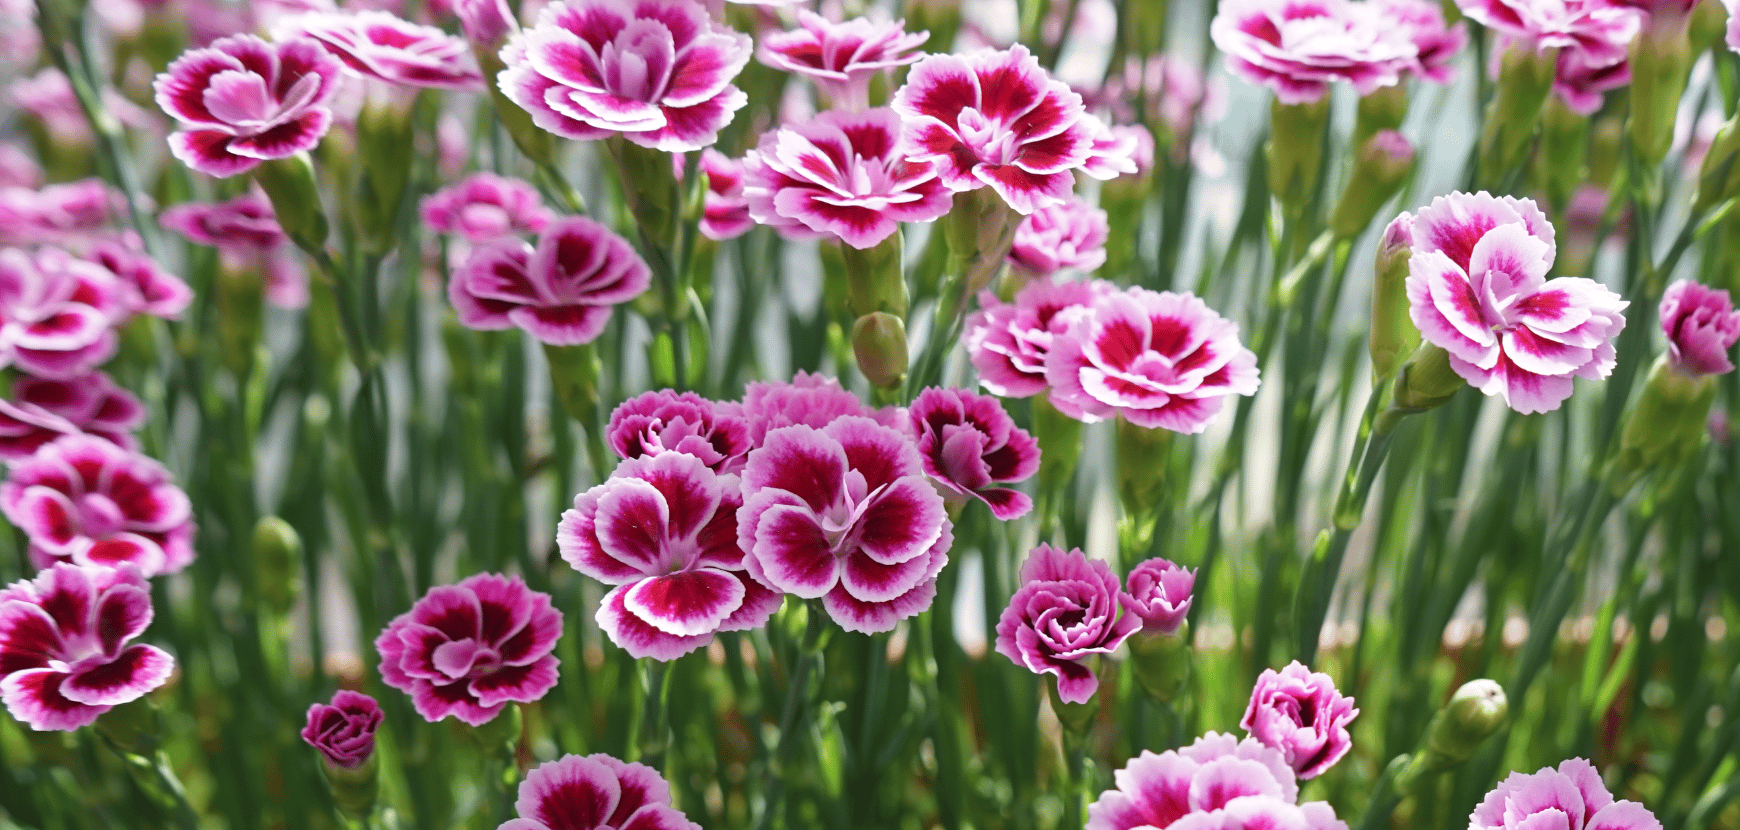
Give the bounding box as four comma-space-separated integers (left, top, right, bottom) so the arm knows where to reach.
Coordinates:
0, 372, 145, 461
1241, 661, 1360, 779
448, 216, 651, 346
1659, 280, 1740, 377
1209, 0, 1415, 105
153, 34, 343, 177
1457, 0, 1640, 68
0, 563, 175, 732
0, 179, 129, 248
995, 544, 1138, 703
420, 173, 553, 244
1046, 286, 1261, 433
1550, 39, 1632, 115
1375, 0, 1468, 84
0, 248, 123, 381
89, 238, 194, 322
892, 44, 1103, 214
160, 192, 309, 309
607, 390, 751, 474
0, 435, 195, 577
908, 387, 1039, 520
1087, 732, 1348, 830
757, 12, 929, 111
1405, 192, 1627, 414
501, 753, 701, 830
301, 690, 384, 769
498, 0, 753, 152
966, 278, 1109, 398
1470, 758, 1661, 830
375, 573, 562, 726
559, 453, 780, 660
740, 370, 891, 445
1120, 557, 1194, 635
1007, 198, 1109, 279
738, 418, 951, 634
699, 150, 753, 241
742, 108, 952, 248
273, 10, 484, 90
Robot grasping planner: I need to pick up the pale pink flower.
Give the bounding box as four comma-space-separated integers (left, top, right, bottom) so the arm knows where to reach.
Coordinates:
160, 193, 310, 308
966, 278, 1109, 398
301, 690, 383, 769
742, 108, 953, 249
1405, 192, 1628, 414
0, 435, 196, 577
447, 216, 651, 346
0, 247, 125, 380
455, 0, 518, 45
0, 179, 129, 249
1242, 661, 1360, 779
0, 372, 146, 461
699, 150, 753, 241
908, 387, 1040, 520
607, 389, 752, 474
1458, 0, 1641, 67
1087, 732, 1348, 830
1080, 118, 1142, 180
1007, 198, 1109, 279
1375, 0, 1468, 83
740, 370, 893, 446
995, 544, 1138, 703
501, 753, 700, 830
757, 11, 929, 111
0, 564, 174, 732
273, 10, 485, 90
420, 173, 553, 244
1470, 758, 1661, 830
498, 0, 753, 152
1660, 280, 1740, 377
1120, 557, 1194, 635
1210, 0, 1416, 104
154, 34, 344, 177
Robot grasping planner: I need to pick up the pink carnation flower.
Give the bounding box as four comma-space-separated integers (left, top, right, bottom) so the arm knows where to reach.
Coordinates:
699, 149, 753, 241
1405, 191, 1628, 414
0, 372, 146, 461
1241, 661, 1360, 780
374, 572, 562, 726
738, 418, 951, 634
0, 563, 175, 732
966, 278, 1109, 398
1470, 758, 1661, 830
1007, 197, 1109, 279
908, 386, 1039, 520
501, 753, 701, 830
1120, 557, 1195, 635
1549, 39, 1631, 115
0, 247, 124, 380
273, 10, 485, 90
1375, 0, 1468, 84
1045, 286, 1261, 433
891, 44, 1102, 214
160, 192, 310, 309
1660, 280, 1740, 377
1457, 0, 1641, 67
89, 237, 194, 322
420, 173, 553, 244
1209, 0, 1416, 105
0, 179, 129, 249
0, 145, 42, 190
301, 689, 383, 769
498, 0, 753, 152
1088, 732, 1347, 830
1081, 119, 1142, 180
757, 11, 929, 111
0, 435, 195, 577
740, 370, 892, 446
154, 34, 344, 177
448, 216, 651, 346
559, 453, 780, 660
995, 544, 1139, 703
607, 389, 752, 474
743, 108, 953, 249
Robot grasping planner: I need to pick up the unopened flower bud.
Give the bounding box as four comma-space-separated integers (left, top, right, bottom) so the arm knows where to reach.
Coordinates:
851, 312, 908, 389
1397, 679, 1507, 793
1689, 0, 1728, 52
1393, 344, 1464, 411
1352, 85, 1409, 150
1538, 99, 1589, 212
252, 154, 329, 253
253, 516, 302, 616
1330, 130, 1416, 238
1369, 214, 1419, 381
1477, 45, 1559, 185
1629, 15, 1695, 169
1694, 115, 1740, 216
355, 95, 417, 254
1268, 97, 1331, 214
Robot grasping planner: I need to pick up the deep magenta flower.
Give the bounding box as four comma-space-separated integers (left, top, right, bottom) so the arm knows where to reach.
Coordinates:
1241, 661, 1360, 779
742, 108, 953, 249
699, 149, 753, 241
498, 0, 753, 152
891, 44, 1102, 214
996, 544, 1139, 703
1660, 280, 1740, 377
1375, 0, 1468, 83
273, 10, 484, 90
1209, 0, 1416, 105
1405, 191, 1628, 414
1470, 758, 1661, 830
420, 173, 554, 244
160, 192, 309, 309
908, 387, 1039, 520
89, 237, 194, 323
607, 390, 752, 475
448, 216, 651, 346
154, 34, 344, 177
966, 278, 1110, 398
0, 372, 146, 461
1088, 732, 1348, 830
0, 248, 124, 381
301, 690, 384, 769
1120, 557, 1194, 635
0, 435, 195, 577
0, 563, 175, 732
558, 452, 779, 660
738, 417, 951, 634
1457, 0, 1641, 66
1045, 286, 1261, 432
740, 370, 892, 446
0, 179, 128, 248
1007, 198, 1109, 279
757, 11, 929, 110
501, 753, 700, 830
375, 572, 562, 726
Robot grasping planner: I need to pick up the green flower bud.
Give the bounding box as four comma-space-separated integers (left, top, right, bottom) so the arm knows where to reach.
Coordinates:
1397, 679, 1508, 793
1628, 15, 1695, 170
252, 154, 329, 254
1369, 214, 1419, 381
1393, 344, 1464, 412
1477, 45, 1559, 185
1352, 85, 1409, 151
851, 312, 909, 389
1587, 115, 1625, 188
1330, 130, 1416, 239
354, 96, 418, 254
1127, 625, 1192, 704
252, 517, 303, 616
1614, 355, 1719, 491
1538, 98, 1590, 213
1690, 0, 1728, 53
944, 189, 1019, 291
215, 259, 265, 378
1694, 115, 1740, 217
1268, 97, 1332, 215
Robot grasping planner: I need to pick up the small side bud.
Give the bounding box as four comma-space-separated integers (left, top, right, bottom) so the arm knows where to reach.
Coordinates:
851, 312, 909, 389
1397, 679, 1508, 794
1476, 44, 1559, 184
1330, 130, 1416, 239
1369, 213, 1420, 380
1393, 344, 1464, 412
253, 516, 303, 616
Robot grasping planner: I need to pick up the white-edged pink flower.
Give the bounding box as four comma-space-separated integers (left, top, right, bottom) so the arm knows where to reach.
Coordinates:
160, 193, 310, 309
498, 0, 753, 152
1087, 732, 1348, 830
740, 370, 894, 446
448, 216, 651, 346
0, 372, 146, 461
502, 753, 701, 830
1375, 0, 1468, 84
1120, 557, 1195, 635
0, 563, 175, 732
908, 386, 1040, 520
1550, 37, 1631, 115
1458, 0, 1641, 67
737, 417, 951, 634
757, 11, 929, 111
0, 435, 195, 577
559, 453, 780, 660
1405, 191, 1628, 414
1241, 661, 1360, 780
153, 34, 344, 177
699, 149, 753, 241
995, 544, 1138, 703
273, 10, 485, 90
1210, 0, 1416, 105
0, 179, 129, 249
1470, 758, 1661, 830
420, 173, 553, 244
89, 237, 194, 322
1080, 118, 1142, 181
607, 389, 752, 475
743, 108, 953, 249
892, 44, 1102, 214
966, 278, 1110, 398
0, 247, 124, 380
1007, 197, 1109, 279
1660, 280, 1740, 377
1045, 286, 1261, 433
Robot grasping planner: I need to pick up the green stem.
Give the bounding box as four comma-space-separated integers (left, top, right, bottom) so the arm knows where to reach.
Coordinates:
755, 606, 828, 830
636, 659, 673, 771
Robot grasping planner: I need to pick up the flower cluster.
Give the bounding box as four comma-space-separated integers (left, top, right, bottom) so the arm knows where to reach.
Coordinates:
502, 753, 701, 830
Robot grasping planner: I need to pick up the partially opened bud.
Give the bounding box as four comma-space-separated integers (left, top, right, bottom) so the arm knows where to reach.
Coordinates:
1352, 85, 1409, 150
1330, 130, 1415, 238
253, 516, 302, 615
1369, 213, 1419, 381
851, 312, 908, 389
1393, 344, 1464, 411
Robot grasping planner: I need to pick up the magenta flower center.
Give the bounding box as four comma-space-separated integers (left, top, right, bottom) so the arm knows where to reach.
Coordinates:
74, 491, 127, 538
433, 638, 503, 679
204, 71, 322, 134
601, 26, 677, 104
957, 108, 1022, 166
